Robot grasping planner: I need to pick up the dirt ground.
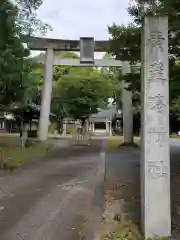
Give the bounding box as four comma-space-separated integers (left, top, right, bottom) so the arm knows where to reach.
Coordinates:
103, 142, 180, 239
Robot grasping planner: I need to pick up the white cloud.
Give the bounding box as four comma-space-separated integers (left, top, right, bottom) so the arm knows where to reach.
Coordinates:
33, 0, 132, 58
37, 0, 131, 40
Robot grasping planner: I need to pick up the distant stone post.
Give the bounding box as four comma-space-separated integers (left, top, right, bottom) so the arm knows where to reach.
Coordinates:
92, 122, 95, 132
141, 16, 170, 238
62, 122, 67, 136
122, 62, 133, 144
38, 48, 54, 141
109, 122, 112, 137
105, 118, 109, 134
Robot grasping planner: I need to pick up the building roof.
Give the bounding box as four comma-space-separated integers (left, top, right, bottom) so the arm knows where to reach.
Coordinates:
90, 106, 122, 122
28, 103, 56, 117
8, 103, 56, 119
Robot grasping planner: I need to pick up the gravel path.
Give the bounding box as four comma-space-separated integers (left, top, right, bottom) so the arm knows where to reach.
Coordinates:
0, 140, 104, 240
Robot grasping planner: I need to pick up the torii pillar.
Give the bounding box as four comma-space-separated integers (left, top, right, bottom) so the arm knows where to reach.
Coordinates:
38, 49, 54, 141
122, 62, 133, 145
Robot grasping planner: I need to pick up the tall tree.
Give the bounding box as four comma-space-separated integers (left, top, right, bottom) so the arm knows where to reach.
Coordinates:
0, 1, 45, 108
31, 52, 117, 124
15, 0, 51, 35
108, 0, 180, 117
0, 1, 27, 105
52, 67, 116, 120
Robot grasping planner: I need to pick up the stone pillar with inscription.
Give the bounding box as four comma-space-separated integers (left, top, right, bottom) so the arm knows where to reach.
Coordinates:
141, 16, 170, 238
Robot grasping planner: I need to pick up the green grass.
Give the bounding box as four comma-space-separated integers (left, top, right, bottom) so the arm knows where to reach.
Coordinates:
107, 135, 180, 151
0, 137, 53, 170
170, 135, 180, 139
107, 137, 123, 150
100, 220, 142, 240
100, 219, 168, 240
107, 137, 140, 151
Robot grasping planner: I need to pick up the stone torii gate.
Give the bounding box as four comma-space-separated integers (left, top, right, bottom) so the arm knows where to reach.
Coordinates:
24, 35, 134, 144
24, 15, 170, 238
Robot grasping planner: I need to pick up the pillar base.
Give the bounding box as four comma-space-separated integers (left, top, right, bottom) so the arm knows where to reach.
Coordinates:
120, 141, 138, 148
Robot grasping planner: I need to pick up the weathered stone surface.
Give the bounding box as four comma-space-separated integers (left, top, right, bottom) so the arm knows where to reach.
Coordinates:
122, 62, 133, 144
141, 16, 170, 237
38, 49, 54, 141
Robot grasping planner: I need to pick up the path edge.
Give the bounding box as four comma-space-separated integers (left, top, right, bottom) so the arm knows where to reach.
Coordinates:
86, 140, 107, 240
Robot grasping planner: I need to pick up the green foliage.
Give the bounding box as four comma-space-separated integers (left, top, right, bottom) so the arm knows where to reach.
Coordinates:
108, 23, 141, 92
100, 220, 143, 240
1, 0, 115, 124
128, 0, 180, 60
0, 0, 47, 109
0, 1, 30, 105
108, 0, 180, 119
108, 23, 142, 99
30, 51, 116, 120
52, 67, 116, 120
100, 218, 168, 240
108, 24, 141, 63
15, 0, 51, 35
0, 137, 53, 170
53, 52, 79, 82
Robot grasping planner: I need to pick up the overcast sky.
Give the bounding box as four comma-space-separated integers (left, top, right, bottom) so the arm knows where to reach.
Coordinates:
37, 0, 131, 39
35, 0, 132, 57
